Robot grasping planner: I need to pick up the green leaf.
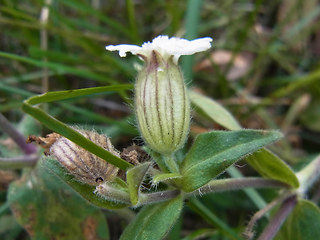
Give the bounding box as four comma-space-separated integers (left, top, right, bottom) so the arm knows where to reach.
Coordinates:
189, 90, 241, 130
152, 173, 182, 184
181, 129, 283, 192
7, 164, 110, 240
275, 200, 320, 240
245, 149, 299, 188
120, 195, 183, 240
127, 162, 151, 205
26, 84, 133, 104
43, 157, 129, 209
22, 87, 133, 171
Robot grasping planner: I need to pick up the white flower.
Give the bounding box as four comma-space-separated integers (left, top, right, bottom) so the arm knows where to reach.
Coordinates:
105, 35, 212, 63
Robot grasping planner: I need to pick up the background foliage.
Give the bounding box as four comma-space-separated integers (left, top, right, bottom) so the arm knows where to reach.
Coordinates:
1, 0, 320, 239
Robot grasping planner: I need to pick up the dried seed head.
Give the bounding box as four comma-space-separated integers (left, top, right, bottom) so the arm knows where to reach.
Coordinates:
27, 133, 61, 155
49, 130, 120, 185
29, 129, 121, 186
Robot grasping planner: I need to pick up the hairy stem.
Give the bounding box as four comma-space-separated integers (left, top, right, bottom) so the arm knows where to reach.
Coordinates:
138, 178, 288, 207
257, 195, 297, 240
138, 190, 180, 206
0, 154, 39, 168
188, 177, 290, 197
243, 192, 292, 240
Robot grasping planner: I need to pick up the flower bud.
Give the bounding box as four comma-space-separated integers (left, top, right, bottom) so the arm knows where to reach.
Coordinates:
135, 51, 190, 154
105, 35, 213, 155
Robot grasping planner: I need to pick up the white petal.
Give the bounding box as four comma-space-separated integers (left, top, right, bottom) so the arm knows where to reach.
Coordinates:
105, 35, 213, 62
105, 44, 141, 57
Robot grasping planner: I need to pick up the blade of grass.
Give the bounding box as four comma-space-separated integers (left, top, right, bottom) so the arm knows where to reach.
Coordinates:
22, 85, 134, 170
181, 0, 203, 82
0, 51, 115, 84
58, 0, 131, 38
1, 70, 67, 84
27, 84, 133, 104
22, 103, 132, 170
125, 0, 139, 43
269, 69, 320, 99
188, 198, 242, 240
0, 83, 135, 133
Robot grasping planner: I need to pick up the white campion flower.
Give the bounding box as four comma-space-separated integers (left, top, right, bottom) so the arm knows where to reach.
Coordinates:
106, 36, 212, 156
105, 35, 213, 64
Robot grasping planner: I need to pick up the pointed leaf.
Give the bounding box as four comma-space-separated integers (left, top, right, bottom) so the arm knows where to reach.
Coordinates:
22, 85, 134, 171
22, 103, 132, 171
120, 195, 183, 240
245, 149, 299, 188
127, 162, 151, 205
153, 173, 182, 184
181, 129, 283, 192
189, 90, 241, 130
275, 200, 320, 240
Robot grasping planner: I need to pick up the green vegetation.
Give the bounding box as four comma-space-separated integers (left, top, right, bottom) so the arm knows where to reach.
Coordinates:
1, 0, 320, 239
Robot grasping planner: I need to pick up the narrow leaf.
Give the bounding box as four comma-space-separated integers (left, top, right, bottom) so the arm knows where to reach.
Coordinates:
0, 51, 114, 83
120, 195, 183, 240
245, 149, 299, 188
181, 129, 283, 192
26, 84, 132, 104
189, 90, 241, 130
152, 173, 182, 184
127, 162, 151, 205
22, 102, 132, 171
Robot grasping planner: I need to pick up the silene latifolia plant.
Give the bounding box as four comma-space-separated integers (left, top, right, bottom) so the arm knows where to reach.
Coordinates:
14, 36, 320, 240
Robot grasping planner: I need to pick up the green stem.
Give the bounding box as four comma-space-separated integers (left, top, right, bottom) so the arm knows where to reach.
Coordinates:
164, 154, 180, 173
95, 183, 131, 205
148, 150, 170, 173
138, 190, 180, 207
